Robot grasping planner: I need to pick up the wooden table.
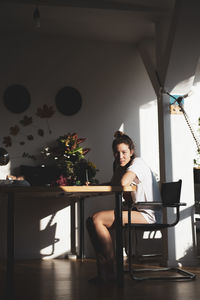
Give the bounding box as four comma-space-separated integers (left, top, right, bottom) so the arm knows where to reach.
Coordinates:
0, 184, 135, 296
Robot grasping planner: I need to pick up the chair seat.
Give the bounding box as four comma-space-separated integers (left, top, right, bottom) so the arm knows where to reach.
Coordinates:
124, 223, 170, 231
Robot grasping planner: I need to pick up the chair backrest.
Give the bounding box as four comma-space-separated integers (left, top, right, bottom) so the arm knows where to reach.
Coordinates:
161, 180, 182, 207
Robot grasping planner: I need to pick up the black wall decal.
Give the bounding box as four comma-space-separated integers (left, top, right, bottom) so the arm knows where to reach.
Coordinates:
3, 84, 31, 113
55, 87, 82, 116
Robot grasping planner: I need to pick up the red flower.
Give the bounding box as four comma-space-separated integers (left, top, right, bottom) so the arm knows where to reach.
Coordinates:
3, 136, 12, 147
71, 133, 78, 141
71, 141, 77, 150
77, 138, 86, 144
56, 175, 68, 186
10, 125, 20, 136
82, 148, 90, 155
36, 104, 55, 118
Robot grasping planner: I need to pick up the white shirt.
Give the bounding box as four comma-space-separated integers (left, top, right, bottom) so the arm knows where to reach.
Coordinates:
127, 157, 162, 223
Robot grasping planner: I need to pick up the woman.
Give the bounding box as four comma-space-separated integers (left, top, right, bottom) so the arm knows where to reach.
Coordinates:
86, 131, 161, 284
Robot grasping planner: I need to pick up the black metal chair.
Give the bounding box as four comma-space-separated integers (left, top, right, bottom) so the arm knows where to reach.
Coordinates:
123, 180, 196, 281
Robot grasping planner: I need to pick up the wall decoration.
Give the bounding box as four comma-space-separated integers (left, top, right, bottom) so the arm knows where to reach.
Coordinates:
3, 84, 31, 113
36, 104, 55, 134
55, 87, 82, 116
1, 84, 83, 164
2, 104, 54, 152
5, 122, 35, 147
20, 115, 44, 137
22, 152, 36, 160
10, 125, 20, 136
19, 115, 33, 126
2, 136, 12, 147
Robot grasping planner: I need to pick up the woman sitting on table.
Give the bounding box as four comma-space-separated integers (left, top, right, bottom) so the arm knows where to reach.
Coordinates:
86, 131, 161, 284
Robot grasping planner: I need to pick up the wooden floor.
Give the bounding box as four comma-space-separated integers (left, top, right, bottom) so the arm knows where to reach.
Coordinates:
1, 258, 200, 300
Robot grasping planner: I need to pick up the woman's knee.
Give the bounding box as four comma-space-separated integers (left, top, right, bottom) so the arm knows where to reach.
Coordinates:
86, 213, 102, 232
92, 211, 103, 227
92, 210, 115, 229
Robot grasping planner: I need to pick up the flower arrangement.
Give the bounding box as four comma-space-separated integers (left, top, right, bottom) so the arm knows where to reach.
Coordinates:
41, 133, 99, 186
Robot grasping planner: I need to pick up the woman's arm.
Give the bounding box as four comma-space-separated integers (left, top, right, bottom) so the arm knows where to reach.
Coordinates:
121, 170, 139, 186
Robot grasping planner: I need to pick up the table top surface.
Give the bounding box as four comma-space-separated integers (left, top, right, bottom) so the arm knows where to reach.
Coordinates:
0, 185, 136, 197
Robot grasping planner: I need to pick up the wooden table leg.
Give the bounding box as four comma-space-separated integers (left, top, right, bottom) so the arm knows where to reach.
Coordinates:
115, 192, 124, 287
6, 191, 15, 300
70, 200, 76, 255
79, 197, 85, 260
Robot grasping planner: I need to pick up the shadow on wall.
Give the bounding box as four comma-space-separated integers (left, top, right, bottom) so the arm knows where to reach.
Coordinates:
0, 195, 73, 260
176, 204, 200, 266
178, 246, 198, 267
163, 204, 196, 266
39, 213, 60, 258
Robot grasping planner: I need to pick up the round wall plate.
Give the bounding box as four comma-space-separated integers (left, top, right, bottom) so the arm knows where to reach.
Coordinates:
55, 86, 82, 116
3, 84, 31, 113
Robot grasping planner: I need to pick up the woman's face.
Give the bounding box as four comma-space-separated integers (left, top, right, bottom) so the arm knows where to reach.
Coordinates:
114, 143, 134, 167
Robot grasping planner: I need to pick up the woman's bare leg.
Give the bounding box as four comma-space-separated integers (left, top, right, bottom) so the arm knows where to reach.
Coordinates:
86, 210, 115, 281
87, 209, 148, 281
122, 210, 148, 224
92, 210, 115, 260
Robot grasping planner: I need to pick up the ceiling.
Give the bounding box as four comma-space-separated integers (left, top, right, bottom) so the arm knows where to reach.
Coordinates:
0, 0, 175, 43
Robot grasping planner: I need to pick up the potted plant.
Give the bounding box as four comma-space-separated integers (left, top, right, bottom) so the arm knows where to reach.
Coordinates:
40, 133, 99, 186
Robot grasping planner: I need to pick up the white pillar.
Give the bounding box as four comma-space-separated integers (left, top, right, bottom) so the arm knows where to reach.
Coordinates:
162, 93, 198, 266
159, 0, 200, 266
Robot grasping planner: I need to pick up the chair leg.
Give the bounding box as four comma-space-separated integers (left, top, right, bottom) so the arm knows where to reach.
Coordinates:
125, 235, 196, 281
125, 213, 196, 281
128, 206, 132, 274
160, 228, 168, 266
130, 266, 196, 281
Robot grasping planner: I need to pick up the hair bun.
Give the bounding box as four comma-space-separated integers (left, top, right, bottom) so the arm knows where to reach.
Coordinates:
114, 131, 124, 138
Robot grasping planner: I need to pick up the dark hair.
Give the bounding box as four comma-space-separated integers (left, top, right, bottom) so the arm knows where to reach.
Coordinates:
112, 131, 135, 155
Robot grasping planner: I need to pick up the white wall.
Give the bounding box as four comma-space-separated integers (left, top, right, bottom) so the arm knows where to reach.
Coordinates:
156, 0, 200, 266
0, 35, 158, 259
